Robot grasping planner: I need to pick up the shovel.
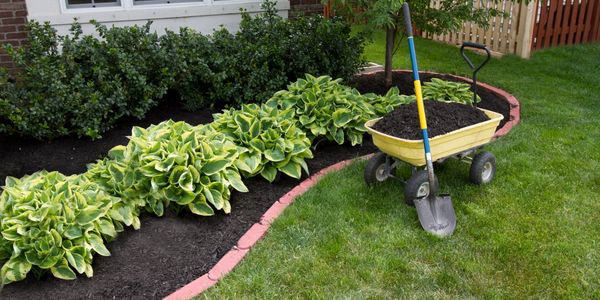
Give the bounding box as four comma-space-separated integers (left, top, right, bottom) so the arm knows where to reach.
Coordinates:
402, 2, 456, 237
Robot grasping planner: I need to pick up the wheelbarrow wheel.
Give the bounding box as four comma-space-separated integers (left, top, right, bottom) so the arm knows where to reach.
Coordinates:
404, 170, 439, 206
470, 151, 496, 185
364, 152, 394, 186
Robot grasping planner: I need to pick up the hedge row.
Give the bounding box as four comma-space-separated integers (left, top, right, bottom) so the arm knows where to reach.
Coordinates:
0, 1, 364, 139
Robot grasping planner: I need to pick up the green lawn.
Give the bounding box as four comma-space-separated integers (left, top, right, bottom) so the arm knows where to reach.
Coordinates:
200, 34, 600, 298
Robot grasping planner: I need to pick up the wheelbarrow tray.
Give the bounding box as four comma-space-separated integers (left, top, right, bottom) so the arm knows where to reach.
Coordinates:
365, 108, 504, 167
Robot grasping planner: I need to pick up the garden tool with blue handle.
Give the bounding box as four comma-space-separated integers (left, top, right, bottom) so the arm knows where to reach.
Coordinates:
402, 2, 456, 237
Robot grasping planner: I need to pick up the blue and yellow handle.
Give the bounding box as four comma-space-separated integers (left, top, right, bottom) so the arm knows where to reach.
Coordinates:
403, 3, 432, 160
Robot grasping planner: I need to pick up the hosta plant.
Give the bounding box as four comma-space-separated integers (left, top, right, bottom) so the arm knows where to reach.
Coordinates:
0, 171, 129, 284
86, 120, 248, 217
266, 74, 410, 146
423, 78, 480, 105
211, 103, 313, 182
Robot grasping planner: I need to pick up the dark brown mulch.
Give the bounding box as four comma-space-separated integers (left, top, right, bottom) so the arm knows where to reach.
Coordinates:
0, 94, 376, 300
372, 101, 490, 140
0, 70, 512, 299
349, 70, 511, 130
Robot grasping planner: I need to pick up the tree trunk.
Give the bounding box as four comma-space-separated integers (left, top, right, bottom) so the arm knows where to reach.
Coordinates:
384, 27, 396, 90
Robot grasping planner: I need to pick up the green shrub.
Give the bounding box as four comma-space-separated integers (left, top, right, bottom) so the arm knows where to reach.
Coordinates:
213, 0, 365, 106
0, 171, 136, 284
267, 74, 412, 146
0, 21, 168, 139
159, 28, 228, 111
211, 103, 313, 182
423, 78, 480, 105
86, 120, 248, 217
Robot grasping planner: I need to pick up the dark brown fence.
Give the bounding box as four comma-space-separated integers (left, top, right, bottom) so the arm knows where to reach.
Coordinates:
532, 0, 600, 50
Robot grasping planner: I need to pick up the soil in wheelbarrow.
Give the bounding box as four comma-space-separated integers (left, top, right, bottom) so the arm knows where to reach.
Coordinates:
372, 101, 490, 140
348, 70, 511, 130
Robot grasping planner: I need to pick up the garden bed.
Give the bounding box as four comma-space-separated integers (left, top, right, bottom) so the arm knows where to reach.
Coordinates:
0, 71, 515, 299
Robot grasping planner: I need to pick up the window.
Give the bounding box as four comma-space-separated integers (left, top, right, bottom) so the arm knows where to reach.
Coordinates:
133, 0, 202, 4
67, 0, 120, 8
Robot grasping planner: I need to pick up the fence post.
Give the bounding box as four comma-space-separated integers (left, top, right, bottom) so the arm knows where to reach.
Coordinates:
515, 0, 536, 59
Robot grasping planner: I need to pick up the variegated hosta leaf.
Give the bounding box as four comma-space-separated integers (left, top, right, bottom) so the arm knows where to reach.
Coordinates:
0, 171, 122, 284
211, 103, 313, 182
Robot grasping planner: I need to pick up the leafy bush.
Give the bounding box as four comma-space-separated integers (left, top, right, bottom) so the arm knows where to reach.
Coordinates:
211, 103, 313, 182
423, 78, 480, 105
0, 171, 135, 284
212, 0, 365, 106
158, 28, 228, 111
86, 120, 248, 217
266, 74, 412, 146
0, 21, 168, 139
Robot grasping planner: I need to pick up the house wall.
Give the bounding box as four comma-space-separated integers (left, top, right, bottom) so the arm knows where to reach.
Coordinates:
0, 0, 29, 70
24, 0, 289, 36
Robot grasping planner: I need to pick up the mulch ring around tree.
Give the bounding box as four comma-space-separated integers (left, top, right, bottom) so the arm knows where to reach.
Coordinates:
372, 101, 490, 140
0, 71, 513, 299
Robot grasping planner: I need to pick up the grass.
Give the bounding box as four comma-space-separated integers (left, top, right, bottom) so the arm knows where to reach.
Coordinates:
200, 33, 600, 298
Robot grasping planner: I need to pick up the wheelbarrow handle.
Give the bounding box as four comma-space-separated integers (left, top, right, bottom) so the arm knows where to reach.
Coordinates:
460, 42, 491, 107
460, 42, 491, 71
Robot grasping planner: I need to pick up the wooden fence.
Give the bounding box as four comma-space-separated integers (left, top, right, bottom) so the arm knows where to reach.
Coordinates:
421, 0, 536, 58
419, 0, 600, 58
532, 0, 600, 50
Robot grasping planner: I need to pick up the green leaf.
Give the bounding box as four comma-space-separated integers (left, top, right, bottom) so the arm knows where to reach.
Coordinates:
225, 169, 248, 193
64, 226, 83, 239
1, 256, 32, 284
98, 219, 117, 238
279, 162, 302, 179
65, 251, 86, 274
202, 159, 230, 175
264, 148, 285, 162
76, 206, 103, 225
333, 108, 353, 128
188, 201, 215, 216
50, 259, 77, 280
87, 233, 110, 257
260, 165, 278, 182
178, 170, 194, 192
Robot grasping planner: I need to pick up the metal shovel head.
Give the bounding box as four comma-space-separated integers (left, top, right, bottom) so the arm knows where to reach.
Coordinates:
413, 194, 456, 237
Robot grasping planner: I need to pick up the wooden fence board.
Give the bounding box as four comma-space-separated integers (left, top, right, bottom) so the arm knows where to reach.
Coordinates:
567, 0, 581, 44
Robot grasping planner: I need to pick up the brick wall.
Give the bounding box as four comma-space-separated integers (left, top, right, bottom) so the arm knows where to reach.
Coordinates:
289, 0, 324, 19
0, 0, 28, 71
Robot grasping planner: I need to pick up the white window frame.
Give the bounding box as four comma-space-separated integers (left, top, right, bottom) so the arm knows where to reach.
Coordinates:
66, 0, 121, 9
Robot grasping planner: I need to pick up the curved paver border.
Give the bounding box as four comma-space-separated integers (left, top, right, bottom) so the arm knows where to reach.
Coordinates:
358, 69, 521, 138
164, 155, 372, 300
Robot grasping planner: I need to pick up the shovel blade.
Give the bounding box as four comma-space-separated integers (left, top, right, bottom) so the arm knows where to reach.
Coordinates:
413, 194, 456, 237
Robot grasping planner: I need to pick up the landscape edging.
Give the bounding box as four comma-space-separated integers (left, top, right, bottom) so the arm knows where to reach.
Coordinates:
163, 154, 372, 300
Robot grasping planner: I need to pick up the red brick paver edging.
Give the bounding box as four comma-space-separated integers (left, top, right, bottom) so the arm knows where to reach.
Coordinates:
164, 155, 372, 300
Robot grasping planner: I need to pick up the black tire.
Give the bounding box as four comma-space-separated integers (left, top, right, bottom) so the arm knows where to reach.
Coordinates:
364, 152, 393, 186
404, 170, 439, 206
470, 151, 496, 185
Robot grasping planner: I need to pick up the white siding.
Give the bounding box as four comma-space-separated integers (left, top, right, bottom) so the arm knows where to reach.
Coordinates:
24, 0, 289, 35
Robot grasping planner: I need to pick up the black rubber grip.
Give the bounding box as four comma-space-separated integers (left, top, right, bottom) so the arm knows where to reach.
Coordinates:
462, 41, 487, 50
402, 2, 413, 37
